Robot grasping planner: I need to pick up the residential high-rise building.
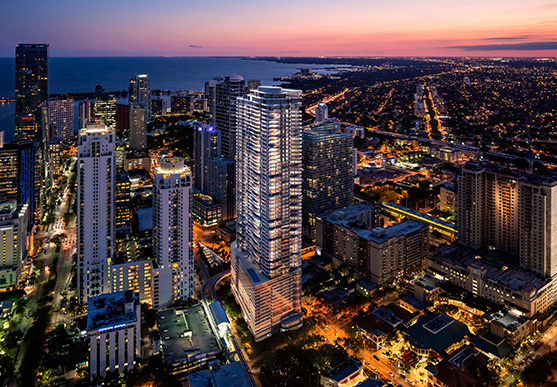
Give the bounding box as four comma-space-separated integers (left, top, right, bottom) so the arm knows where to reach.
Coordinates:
170, 95, 194, 114
115, 103, 130, 131
87, 291, 141, 378
129, 74, 151, 120
15, 43, 49, 116
302, 118, 354, 240
213, 75, 246, 159
0, 141, 42, 228
315, 102, 328, 122
205, 79, 220, 122
193, 124, 221, 191
152, 156, 193, 308
115, 172, 131, 234
247, 79, 261, 91
519, 177, 557, 278
0, 147, 19, 204
316, 205, 428, 286
231, 86, 303, 341
48, 98, 74, 140
456, 163, 486, 250
0, 201, 28, 291
205, 157, 235, 221
457, 162, 557, 278
129, 106, 146, 151
15, 112, 39, 142
79, 99, 94, 128
151, 98, 167, 116
94, 96, 117, 128
77, 123, 115, 303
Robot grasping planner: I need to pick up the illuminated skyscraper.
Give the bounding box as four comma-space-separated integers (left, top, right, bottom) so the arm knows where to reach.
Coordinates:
193, 124, 221, 191
302, 118, 354, 240
129, 106, 146, 150
457, 162, 557, 278
77, 123, 115, 303
152, 156, 193, 308
14, 112, 39, 142
15, 43, 49, 116
115, 172, 131, 233
0, 141, 42, 228
315, 102, 328, 122
129, 74, 151, 120
212, 75, 246, 159
0, 201, 28, 291
94, 96, 117, 128
48, 98, 74, 140
231, 86, 303, 341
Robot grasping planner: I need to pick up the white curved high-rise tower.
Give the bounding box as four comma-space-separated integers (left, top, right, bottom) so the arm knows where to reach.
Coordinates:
231, 86, 303, 341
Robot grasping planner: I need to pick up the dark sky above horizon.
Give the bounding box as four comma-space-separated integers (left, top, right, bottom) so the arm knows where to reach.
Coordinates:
1, 0, 557, 57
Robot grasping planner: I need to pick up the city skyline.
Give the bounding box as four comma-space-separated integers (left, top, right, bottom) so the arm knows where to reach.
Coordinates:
1, 0, 557, 57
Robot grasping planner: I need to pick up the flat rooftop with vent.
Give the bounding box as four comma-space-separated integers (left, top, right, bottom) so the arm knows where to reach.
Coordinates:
157, 305, 221, 373
86, 290, 139, 332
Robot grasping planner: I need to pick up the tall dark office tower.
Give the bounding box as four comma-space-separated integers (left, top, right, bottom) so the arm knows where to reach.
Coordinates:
94, 96, 117, 128
213, 75, 246, 159
115, 172, 131, 234
302, 117, 354, 241
14, 112, 39, 142
15, 44, 49, 116
129, 74, 151, 120
193, 124, 221, 191
231, 86, 303, 341
205, 157, 235, 221
129, 106, 146, 151
0, 141, 41, 228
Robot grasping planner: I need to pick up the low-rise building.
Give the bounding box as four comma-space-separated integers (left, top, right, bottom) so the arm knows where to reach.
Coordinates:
357, 303, 418, 345
192, 193, 222, 227
427, 244, 555, 317
188, 362, 251, 387
408, 273, 444, 304
426, 345, 489, 387
487, 309, 530, 347
158, 305, 222, 375
320, 357, 367, 387
404, 313, 470, 356
87, 291, 141, 378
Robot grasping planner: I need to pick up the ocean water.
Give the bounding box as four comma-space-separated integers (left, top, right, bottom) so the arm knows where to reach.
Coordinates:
0, 56, 337, 141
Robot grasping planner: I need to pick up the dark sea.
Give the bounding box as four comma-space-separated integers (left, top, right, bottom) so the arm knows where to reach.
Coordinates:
0, 56, 337, 142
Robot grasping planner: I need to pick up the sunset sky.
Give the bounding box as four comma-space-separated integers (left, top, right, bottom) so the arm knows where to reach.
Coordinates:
1, 0, 557, 57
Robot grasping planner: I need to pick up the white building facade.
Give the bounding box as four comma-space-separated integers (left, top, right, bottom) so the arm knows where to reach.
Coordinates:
77, 123, 115, 303
0, 202, 28, 291
153, 156, 193, 308
231, 86, 303, 341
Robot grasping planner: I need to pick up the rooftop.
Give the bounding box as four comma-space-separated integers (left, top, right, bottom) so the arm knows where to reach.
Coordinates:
413, 273, 443, 291
433, 244, 550, 294
404, 313, 469, 354
188, 362, 251, 387
136, 206, 153, 231
86, 291, 138, 332
319, 202, 377, 227
158, 305, 220, 366
357, 220, 427, 243
427, 345, 489, 387
325, 357, 363, 383
488, 310, 527, 332
355, 378, 386, 387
